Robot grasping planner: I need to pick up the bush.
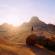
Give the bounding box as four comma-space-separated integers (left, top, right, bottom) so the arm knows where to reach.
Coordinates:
26, 34, 55, 51
26, 34, 37, 47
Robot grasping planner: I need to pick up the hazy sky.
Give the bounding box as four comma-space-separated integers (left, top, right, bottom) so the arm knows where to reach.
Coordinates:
0, 0, 55, 26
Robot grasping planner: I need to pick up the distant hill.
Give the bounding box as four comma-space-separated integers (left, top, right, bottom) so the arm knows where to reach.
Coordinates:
0, 23, 17, 44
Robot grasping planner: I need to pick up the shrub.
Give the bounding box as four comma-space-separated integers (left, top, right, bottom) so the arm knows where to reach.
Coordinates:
26, 34, 55, 51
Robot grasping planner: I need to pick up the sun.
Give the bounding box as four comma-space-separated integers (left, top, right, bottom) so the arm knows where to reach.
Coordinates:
6, 18, 18, 26
5, 17, 30, 26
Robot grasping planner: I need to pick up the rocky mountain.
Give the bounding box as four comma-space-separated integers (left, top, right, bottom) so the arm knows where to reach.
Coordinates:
30, 17, 55, 33
29, 16, 48, 31
17, 16, 47, 31
18, 16, 55, 34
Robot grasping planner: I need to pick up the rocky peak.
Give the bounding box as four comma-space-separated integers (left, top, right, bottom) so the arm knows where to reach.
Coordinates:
30, 16, 41, 24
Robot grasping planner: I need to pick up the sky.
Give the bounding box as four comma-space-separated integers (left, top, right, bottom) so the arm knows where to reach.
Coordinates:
0, 0, 55, 26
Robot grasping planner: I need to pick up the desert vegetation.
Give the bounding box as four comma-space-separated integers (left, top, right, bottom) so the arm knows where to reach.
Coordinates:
26, 34, 55, 51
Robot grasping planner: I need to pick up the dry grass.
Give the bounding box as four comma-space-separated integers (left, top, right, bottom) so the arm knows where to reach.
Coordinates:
0, 44, 18, 55
0, 44, 35, 55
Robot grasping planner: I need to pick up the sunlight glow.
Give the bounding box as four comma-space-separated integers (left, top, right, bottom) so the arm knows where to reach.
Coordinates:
6, 18, 18, 26
4, 17, 30, 26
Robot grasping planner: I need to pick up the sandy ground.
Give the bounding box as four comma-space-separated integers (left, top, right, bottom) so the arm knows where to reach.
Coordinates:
10, 44, 55, 55
0, 44, 55, 55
